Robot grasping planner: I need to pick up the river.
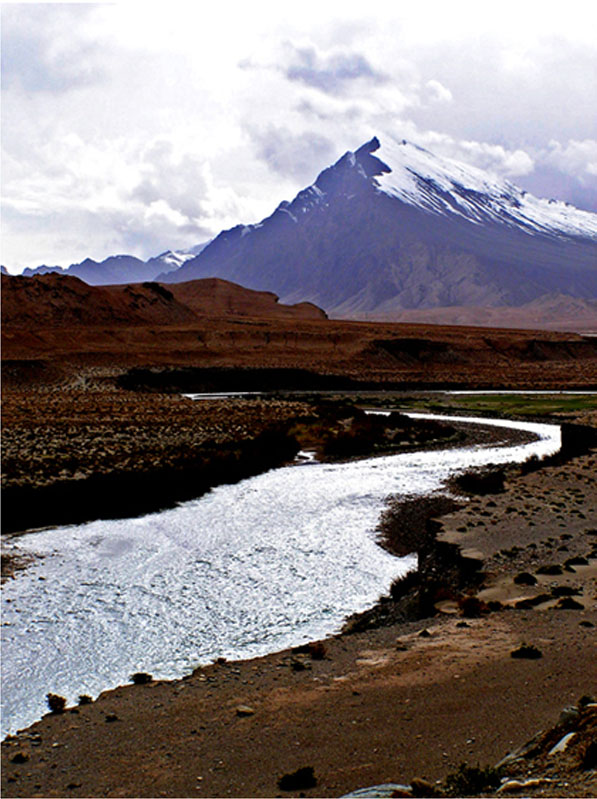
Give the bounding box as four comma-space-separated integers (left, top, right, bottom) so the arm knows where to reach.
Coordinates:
1, 414, 560, 737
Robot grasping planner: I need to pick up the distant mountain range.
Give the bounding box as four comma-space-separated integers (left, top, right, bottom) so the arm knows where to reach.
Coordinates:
16, 243, 209, 285
10, 135, 597, 329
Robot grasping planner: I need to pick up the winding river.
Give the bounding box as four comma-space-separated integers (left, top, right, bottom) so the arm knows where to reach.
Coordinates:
1, 414, 560, 737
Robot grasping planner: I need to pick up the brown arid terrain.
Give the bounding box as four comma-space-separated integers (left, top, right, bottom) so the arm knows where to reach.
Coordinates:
1, 274, 597, 798
2, 272, 597, 390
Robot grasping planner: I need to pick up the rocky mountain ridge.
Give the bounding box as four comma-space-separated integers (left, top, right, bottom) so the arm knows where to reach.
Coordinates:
161, 136, 597, 318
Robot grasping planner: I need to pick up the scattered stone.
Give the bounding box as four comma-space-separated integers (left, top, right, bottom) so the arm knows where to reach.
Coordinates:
565, 555, 589, 566
340, 784, 412, 798
514, 593, 551, 609
10, 751, 29, 764
557, 706, 580, 727
548, 732, 576, 755
105, 713, 119, 723
550, 585, 581, 597
510, 644, 542, 659
556, 597, 584, 609
418, 629, 431, 638
277, 766, 317, 791
513, 572, 537, 586
579, 620, 594, 628
290, 657, 311, 671
536, 564, 563, 575
235, 705, 255, 717
497, 778, 552, 793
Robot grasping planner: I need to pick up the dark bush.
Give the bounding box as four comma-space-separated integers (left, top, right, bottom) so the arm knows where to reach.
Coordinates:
389, 570, 420, 600
78, 694, 93, 705
277, 766, 317, 791
130, 672, 152, 684
46, 693, 67, 713
444, 763, 502, 796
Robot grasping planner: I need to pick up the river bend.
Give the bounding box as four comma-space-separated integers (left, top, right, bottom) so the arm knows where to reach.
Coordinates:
1, 414, 560, 737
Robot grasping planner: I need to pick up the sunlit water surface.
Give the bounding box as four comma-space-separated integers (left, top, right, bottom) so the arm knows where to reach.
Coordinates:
1, 415, 560, 736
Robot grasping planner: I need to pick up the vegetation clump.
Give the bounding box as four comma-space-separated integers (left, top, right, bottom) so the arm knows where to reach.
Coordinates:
130, 672, 152, 684
443, 762, 502, 796
46, 693, 66, 713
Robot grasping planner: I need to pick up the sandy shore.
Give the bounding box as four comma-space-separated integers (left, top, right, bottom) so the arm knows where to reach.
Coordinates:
2, 403, 596, 797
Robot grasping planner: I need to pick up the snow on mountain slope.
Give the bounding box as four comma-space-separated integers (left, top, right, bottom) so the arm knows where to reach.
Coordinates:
369, 137, 597, 239
164, 134, 596, 317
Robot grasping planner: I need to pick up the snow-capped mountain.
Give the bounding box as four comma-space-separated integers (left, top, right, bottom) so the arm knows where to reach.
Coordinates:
21, 243, 210, 285
163, 136, 597, 317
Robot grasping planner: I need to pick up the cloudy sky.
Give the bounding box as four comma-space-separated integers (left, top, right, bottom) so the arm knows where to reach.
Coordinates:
2, 0, 596, 271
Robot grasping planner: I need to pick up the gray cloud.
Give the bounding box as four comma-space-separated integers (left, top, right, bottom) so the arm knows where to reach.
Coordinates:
247, 125, 336, 182
1, 5, 106, 93
131, 141, 209, 221
284, 44, 388, 94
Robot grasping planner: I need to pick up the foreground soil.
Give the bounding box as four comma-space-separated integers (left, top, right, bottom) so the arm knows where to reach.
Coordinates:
2, 402, 596, 797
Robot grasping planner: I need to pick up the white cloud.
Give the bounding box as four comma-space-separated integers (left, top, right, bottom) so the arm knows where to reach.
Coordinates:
2, 1, 596, 271
424, 80, 453, 104
544, 139, 597, 180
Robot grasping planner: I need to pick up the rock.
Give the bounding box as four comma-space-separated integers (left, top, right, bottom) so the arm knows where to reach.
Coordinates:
105, 713, 119, 722
514, 593, 552, 609
548, 732, 576, 755
513, 572, 537, 586
551, 585, 581, 597
497, 778, 552, 793
340, 784, 412, 798
557, 706, 580, 727
277, 766, 317, 791
510, 644, 542, 659
536, 564, 563, 575
565, 555, 589, 566
235, 705, 255, 717
556, 597, 584, 609
10, 751, 29, 764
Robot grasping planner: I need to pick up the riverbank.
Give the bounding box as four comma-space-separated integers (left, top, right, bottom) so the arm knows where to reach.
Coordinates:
1, 380, 537, 539
2, 409, 596, 797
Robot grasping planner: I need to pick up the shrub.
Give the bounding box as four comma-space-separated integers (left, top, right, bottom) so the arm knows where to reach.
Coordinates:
78, 694, 93, 705
444, 763, 502, 796
130, 672, 152, 684
46, 693, 66, 713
